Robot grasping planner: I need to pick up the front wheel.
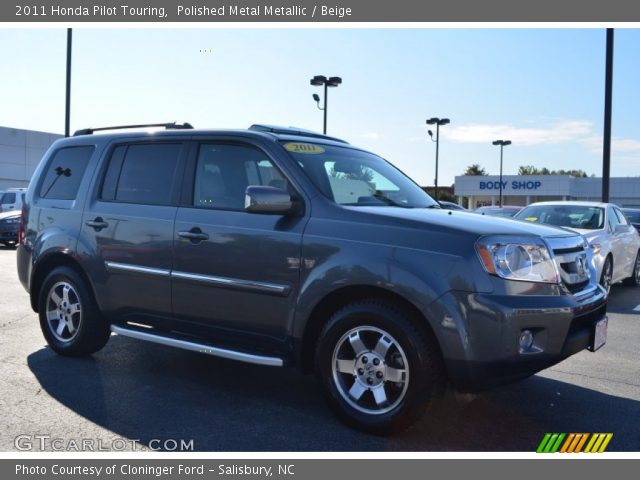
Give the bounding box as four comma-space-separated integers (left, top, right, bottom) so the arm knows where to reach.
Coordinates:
600, 256, 613, 294
623, 251, 640, 286
315, 300, 445, 435
38, 266, 111, 357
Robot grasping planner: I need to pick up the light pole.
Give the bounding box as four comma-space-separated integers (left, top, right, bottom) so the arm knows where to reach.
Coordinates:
310, 75, 342, 134
492, 140, 512, 207
426, 117, 450, 201
65, 28, 72, 137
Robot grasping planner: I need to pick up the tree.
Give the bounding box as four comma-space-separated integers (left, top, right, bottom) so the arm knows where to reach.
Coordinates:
517, 166, 589, 177
463, 164, 488, 176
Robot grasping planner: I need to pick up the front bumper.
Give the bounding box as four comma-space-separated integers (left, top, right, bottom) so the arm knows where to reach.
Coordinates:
434, 285, 607, 392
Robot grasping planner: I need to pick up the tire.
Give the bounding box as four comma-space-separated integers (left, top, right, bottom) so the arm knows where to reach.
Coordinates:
600, 256, 613, 294
623, 250, 640, 286
38, 266, 111, 357
315, 299, 445, 435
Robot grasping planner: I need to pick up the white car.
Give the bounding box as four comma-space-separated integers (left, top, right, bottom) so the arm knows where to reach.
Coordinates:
514, 201, 640, 292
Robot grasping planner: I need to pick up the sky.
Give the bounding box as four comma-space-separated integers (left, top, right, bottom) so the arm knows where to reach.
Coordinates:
0, 28, 638, 186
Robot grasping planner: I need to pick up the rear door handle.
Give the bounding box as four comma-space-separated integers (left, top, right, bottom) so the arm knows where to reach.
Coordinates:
178, 228, 209, 243
86, 217, 109, 230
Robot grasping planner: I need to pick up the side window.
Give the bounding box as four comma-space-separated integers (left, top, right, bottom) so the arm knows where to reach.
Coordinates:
101, 143, 182, 206
614, 208, 629, 226
39, 146, 94, 200
608, 208, 622, 231
193, 144, 288, 210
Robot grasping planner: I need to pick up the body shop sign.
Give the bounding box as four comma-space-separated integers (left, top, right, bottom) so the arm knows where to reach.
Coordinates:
479, 180, 542, 191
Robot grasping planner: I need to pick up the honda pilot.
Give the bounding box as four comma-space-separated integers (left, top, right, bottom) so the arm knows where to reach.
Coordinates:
17, 123, 608, 433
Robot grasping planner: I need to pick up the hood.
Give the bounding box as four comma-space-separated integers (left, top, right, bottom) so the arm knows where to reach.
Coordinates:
344, 207, 579, 239
0, 210, 20, 221
564, 227, 604, 241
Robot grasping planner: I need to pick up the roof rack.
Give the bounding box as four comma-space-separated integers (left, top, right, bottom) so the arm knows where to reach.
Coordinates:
73, 122, 194, 136
249, 124, 348, 144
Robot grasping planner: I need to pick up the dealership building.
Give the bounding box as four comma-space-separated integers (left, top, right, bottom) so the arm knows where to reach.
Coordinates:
0, 126, 63, 191
454, 175, 640, 209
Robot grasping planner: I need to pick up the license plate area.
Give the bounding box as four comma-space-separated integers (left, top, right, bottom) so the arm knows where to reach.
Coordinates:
589, 316, 608, 352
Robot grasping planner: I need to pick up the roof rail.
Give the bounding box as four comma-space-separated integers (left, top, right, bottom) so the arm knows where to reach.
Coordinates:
249, 124, 348, 144
73, 122, 194, 136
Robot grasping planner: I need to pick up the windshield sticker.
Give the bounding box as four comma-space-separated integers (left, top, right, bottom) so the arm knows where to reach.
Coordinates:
524, 217, 538, 222
284, 143, 325, 154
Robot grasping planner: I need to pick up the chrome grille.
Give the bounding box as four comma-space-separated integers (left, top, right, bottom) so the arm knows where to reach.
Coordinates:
545, 235, 591, 293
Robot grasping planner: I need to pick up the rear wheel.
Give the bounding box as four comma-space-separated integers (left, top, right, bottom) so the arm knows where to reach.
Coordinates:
623, 251, 640, 286
315, 300, 445, 435
38, 267, 111, 357
600, 256, 613, 294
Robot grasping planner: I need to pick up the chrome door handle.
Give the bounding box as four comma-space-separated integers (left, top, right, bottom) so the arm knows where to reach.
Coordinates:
178, 228, 209, 242
86, 217, 109, 230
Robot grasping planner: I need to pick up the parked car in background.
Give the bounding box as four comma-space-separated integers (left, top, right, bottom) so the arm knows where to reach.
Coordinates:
621, 208, 640, 233
475, 205, 522, 218
0, 188, 27, 213
438, 200, 466, 211
515, 201, 640, 292
0, 210, 21, 248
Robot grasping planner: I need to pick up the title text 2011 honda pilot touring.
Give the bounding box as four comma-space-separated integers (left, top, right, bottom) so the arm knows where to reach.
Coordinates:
17, 124, 608, 433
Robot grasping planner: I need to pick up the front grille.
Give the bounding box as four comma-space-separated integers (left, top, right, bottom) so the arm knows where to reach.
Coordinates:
546, 236, 591, 294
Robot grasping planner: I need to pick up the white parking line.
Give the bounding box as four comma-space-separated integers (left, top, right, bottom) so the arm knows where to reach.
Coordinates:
633, 305, 640, 312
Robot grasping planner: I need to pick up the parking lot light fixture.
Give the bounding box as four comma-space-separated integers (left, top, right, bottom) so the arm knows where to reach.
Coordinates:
310, 75, 342, 134
426, 117, 450, 201
492, 140, 512, 207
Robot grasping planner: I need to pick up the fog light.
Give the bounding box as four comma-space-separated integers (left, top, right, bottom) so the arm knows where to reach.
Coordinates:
519, 329, 534, 351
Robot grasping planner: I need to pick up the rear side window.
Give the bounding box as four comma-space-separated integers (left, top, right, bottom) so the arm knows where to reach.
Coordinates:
101, 143, 182, 206
39, 146, 94, 200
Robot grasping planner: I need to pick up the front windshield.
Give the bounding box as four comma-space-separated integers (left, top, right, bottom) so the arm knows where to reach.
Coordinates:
283, 142, 437, 208
515, 204, 605, 230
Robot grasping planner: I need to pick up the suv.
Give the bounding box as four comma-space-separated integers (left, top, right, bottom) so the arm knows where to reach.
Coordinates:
17, 124, 607, 433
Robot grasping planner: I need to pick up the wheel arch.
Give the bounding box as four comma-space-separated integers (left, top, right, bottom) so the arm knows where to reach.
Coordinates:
298, 284, 443, 374
30, 252, 96, 313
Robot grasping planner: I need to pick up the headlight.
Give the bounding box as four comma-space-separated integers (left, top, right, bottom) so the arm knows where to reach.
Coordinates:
591, 242, 602, 255
476, 236, 560, 283
1, 218, 20, 225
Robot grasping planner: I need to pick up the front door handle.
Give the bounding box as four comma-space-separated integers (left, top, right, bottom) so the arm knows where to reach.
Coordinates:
178, 228, 209, 243
86, 217, 109, 231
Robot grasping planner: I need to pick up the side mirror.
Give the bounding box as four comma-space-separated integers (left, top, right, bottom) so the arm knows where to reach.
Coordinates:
244, 186, 294, 215
614, 224, 629, 234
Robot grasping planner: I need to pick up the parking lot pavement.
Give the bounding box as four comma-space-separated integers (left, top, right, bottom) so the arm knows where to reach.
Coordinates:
1, 246, 639, 452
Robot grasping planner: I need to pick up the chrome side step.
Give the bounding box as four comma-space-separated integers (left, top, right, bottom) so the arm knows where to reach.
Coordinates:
110, 325, 283, 367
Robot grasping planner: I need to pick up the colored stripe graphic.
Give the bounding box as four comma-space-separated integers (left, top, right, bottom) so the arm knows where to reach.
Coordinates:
538, 433, 613, 453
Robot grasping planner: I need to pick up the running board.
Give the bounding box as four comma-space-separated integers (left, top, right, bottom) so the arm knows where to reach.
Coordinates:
110, 325, 283, 367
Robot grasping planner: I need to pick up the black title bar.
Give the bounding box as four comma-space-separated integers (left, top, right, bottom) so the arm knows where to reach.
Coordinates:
4, 0, 640, 22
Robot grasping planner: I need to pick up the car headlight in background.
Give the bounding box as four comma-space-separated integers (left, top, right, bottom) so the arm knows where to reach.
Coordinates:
476, 236, 560, 283
0, 217, 20, 225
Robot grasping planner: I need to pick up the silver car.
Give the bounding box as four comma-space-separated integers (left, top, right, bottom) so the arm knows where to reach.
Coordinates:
515, 201, 640, 292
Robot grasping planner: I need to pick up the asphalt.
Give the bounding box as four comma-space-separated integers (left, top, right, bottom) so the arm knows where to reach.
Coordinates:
0, 246, 638, 452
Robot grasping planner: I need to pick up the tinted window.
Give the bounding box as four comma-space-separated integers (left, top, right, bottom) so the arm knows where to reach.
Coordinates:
193, 144, 288, 210
101, 143, 181, 206
622, 210, 640, 223
39, 146, 94, 200
1, 192, 16, 204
